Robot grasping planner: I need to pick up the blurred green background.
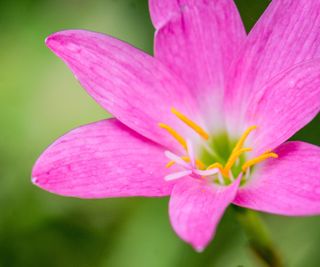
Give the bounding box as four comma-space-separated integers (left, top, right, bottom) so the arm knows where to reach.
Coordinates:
0, 0, 319, 266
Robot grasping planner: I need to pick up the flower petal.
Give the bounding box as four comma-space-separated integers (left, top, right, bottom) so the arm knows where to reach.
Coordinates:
45, 30, 198, 151
32, 119, 175, 198
148, 0, 179, 28
225, 0, 320, 132
246, 60, 320, 155
151, 0, 246, 131
169, 177, 240, 251
234, 142, 320, 216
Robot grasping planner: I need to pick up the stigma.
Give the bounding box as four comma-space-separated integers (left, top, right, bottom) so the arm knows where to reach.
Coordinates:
159, 108, 278, 185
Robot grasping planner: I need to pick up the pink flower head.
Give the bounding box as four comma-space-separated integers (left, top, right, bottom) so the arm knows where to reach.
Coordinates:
32, 0, 320, 251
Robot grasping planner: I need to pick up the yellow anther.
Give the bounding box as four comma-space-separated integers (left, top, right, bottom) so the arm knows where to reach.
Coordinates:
232, 126, 257, 153
166, 156, 205, 169
166, 156, 190, 168
242, 152, 278, 172
223, 147, 252, 176
166, 161, 176, 168
159, 123, 187, 150
171, 107, 209, 140
207, 162, 224, 171
181, 156, 190, 162
195, 159, 205, 169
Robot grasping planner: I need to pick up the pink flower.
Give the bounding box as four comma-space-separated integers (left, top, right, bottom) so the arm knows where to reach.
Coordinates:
32, 0, 320, 251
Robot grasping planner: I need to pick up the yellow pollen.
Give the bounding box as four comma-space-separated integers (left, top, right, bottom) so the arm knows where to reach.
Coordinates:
222, 147, 252, 177
242, 152, 278, 172
171, 107, 209, 140
158, 123, 187, 150
232, 126, 257, 153
166, 156, 205, 169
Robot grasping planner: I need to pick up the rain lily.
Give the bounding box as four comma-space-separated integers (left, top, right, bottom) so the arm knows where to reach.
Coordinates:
32, 0, 320, 251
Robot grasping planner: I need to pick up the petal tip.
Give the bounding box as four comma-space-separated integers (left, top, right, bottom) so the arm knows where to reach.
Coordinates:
45, 32, 62, 51
44, 34, 53, 45
31, 162, 44, 186
193, 244, 206, 253
31, 176, 39, 185
45, 30, 74, 50
44, 30, 89, 57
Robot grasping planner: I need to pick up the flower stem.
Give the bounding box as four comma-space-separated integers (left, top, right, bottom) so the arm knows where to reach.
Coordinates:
233, 206, 284, 267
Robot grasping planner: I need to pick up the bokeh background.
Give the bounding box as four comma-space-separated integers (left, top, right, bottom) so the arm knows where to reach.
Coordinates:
1, 0, 319, 266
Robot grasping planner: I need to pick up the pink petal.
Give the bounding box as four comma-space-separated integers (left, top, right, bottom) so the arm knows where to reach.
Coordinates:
151, 0, 246, 131
246, 60, 320, 155
148, 0, 180, 28
169, 177, 240, 251
45, 30, 198, 151
234, 142, 320, 216
32, 119, 175, 198
225, 1, 320, 132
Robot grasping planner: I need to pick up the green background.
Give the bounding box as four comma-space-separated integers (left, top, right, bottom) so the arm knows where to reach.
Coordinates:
0, 0, 319, 266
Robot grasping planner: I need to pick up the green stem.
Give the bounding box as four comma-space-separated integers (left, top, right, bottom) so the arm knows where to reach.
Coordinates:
233, 206, 284, 267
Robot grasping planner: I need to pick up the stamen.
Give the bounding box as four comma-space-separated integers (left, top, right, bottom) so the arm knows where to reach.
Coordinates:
244, 167, 251, 180
193, 168, 219, 177
186, 139, 195, 167
217, 172, 225, 185
171, 108, 209, 140
207, 162, 224, 171
166, 157, 205, 169
228, 171, 235, 182
161, 119, 278, 185
195, 159, 205, 170
159, 123, 187, 150
232, 126, 257, 153
166, 161, 176, 168
223, 147, 252, 176
164, 151, 190, 168
242, 152, 278, 172
164, 170, 192, 181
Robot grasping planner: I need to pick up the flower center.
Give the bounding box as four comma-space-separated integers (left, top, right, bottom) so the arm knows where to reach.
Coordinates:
159, 108, 278, 185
